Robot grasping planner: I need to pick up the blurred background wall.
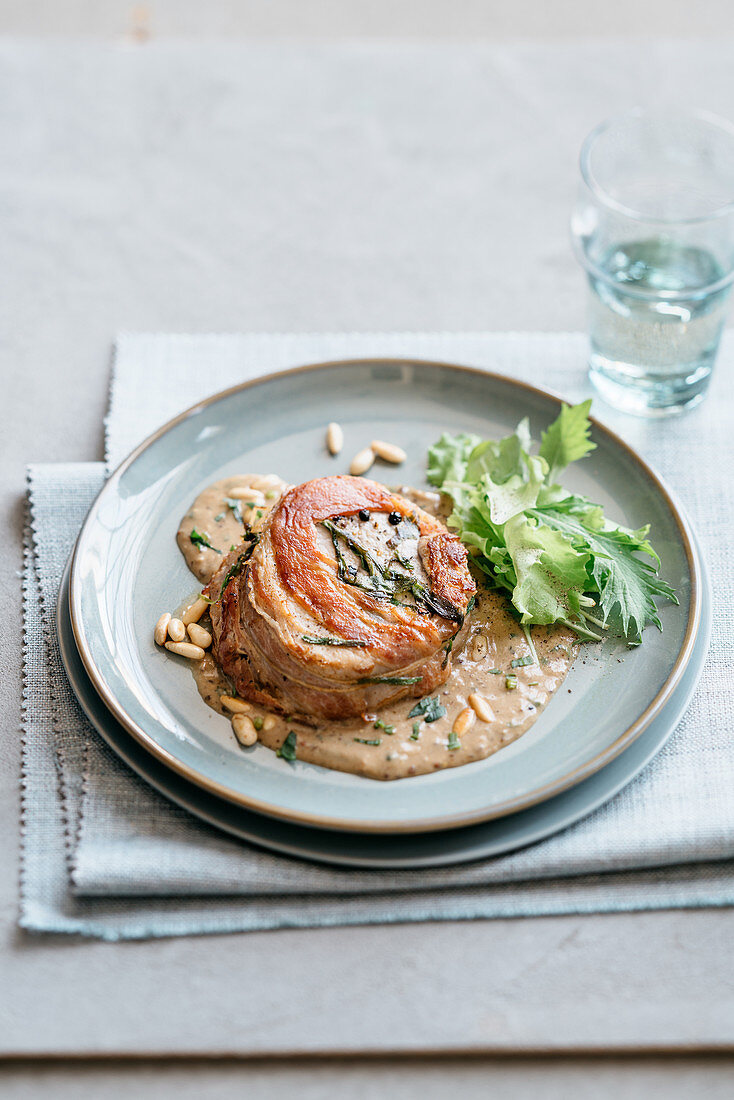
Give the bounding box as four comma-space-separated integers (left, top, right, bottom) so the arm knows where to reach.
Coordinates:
2, 0, 733, 39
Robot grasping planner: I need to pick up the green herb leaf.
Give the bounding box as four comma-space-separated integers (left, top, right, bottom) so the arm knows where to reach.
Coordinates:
324, 517, 463, 624
408, 696, 447, 723
354, 737, 382, 746
511, 655, 535, 668
301, 634, 368, 648
359, 675, 423, 685
224, 496, 244, 523
410, 722, 421, 740
505, 674, 518, 690
374, 718, 395, 734
190, 529, 221, 553
447, 731, 460, 751
276, 731, 297, 761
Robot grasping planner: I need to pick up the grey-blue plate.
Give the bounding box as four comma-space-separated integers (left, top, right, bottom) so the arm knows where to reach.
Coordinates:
69, 360, 702, 834
59, 551, 711, 867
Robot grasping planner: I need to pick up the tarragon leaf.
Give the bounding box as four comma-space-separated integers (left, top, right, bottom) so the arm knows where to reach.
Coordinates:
408, 696, 447, 722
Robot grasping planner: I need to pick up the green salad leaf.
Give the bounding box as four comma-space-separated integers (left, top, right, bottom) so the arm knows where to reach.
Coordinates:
428, 402, 677, 645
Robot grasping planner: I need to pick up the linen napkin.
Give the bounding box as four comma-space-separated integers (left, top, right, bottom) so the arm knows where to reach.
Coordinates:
21, 332, 734, 939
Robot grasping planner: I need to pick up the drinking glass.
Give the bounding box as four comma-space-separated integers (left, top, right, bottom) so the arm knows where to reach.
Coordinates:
572, 108, 734, 416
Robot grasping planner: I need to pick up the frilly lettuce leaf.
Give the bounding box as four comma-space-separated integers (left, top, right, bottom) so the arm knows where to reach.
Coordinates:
538, 399, 596, 482
429, 402, 677, 644
426, 432, 480, 487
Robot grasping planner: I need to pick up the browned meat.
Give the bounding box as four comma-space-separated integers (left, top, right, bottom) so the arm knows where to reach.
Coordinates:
206, 475, 475, 721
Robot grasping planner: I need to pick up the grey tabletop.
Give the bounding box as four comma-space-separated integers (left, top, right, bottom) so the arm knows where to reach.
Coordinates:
3, 25, 734, 1091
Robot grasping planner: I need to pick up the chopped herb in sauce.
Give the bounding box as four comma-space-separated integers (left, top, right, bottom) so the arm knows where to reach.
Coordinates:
252, 716, 264, 731
373, 718, 395, 735
447, 731, 461, 751
505, 674, 518, 691
214, 512, 226, 522
190, 529, 221, 553
408, 696, 447, 723
354, 737, 382, 746
511, 655, 535, 668
410, 722, 421, 740
276, 731, 297, 761
224, 496, 244, 523
301, 634, 368, 648
488, 668, 502, 674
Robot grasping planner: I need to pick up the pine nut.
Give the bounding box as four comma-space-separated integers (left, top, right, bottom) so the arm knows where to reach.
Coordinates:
227, 487, 266, 505
250, 474, 282, 491
326, 422, 343, 455
468, 693, 494, 723
167, 617, 186, 642
232, 714, 258, 747
453, 707, 476, 736
182, 596, 208, 625
350, 447, 375, 476
221, 695, 252, 714
371, 439, 407, 464
470, 634, 488, 662
154, 613, 171, 646
164, 641, 205, 660
263, 714, 278, 731
187, 622, 212, 648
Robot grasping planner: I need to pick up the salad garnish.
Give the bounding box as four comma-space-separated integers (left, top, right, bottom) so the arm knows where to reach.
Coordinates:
427, 400, 677, 645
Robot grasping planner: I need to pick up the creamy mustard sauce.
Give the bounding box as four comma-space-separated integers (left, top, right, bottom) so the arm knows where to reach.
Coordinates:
176, 474, 288, 584
178, 476, 577, 781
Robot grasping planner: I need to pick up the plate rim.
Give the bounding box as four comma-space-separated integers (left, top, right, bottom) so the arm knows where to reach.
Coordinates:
69, 357, 702, 834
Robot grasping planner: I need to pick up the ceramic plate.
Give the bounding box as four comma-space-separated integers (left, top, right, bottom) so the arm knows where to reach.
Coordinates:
69, 360, 702, 833
59, 552, 711, 867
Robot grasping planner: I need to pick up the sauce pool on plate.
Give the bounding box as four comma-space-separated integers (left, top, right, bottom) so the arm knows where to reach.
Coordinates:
174, 474, 577, 780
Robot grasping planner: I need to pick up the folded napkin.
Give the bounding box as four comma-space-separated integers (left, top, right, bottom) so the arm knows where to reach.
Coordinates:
21, 332, 734, 939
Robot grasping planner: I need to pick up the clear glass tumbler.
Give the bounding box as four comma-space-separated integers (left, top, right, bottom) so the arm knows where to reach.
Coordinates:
572, 108, 734, 416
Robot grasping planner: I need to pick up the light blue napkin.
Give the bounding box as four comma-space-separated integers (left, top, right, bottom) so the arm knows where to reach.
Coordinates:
20, 332, 734, 939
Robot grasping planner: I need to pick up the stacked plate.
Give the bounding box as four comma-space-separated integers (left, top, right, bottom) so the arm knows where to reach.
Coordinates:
60, 360, 710, 868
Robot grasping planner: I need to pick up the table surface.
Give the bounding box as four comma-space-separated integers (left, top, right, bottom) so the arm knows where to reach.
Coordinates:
3, 27, 734, 1092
